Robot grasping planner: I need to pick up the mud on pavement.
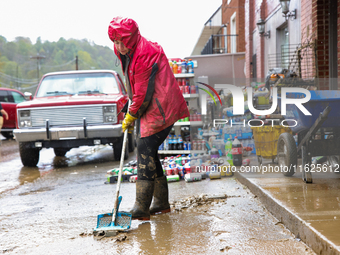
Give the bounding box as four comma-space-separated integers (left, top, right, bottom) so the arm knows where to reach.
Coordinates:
1, 165, 316, 255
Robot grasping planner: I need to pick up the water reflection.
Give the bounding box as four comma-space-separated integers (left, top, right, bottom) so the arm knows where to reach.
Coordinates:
18, 167, 41, 185
123, 216, 174, 254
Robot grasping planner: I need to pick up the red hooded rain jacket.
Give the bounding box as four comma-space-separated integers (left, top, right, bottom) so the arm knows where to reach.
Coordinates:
108, 17, 189, 137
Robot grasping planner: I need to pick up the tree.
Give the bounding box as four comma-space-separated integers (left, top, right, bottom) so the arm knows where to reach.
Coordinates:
77, 50, 97, 70
4, 42, 18, 61
15, 37, 33, 56
0, 35, 122, 91
35, 37, 42, 53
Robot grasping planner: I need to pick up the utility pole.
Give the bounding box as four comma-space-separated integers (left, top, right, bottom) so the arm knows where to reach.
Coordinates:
30, 53, 45, 80
76, 55, 78, 70
16, 64, 18, 89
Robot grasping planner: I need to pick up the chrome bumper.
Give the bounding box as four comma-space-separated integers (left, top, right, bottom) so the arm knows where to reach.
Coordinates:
13, 124, 123, 142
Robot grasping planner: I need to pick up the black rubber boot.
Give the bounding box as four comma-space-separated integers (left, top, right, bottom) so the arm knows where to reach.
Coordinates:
130, 179, 154, 220
150, 176, 171, 215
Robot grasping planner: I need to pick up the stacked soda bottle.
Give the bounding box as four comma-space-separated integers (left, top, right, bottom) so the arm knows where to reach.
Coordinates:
168, 59, 194, 74
163, 154, 191, 179
159, 135, 192, 151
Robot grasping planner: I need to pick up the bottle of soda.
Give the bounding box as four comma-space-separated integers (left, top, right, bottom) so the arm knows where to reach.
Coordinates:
232, 136, 243, 166
177, 60, 182, 74
225, 138, 233, 166
173, 135, 178, 150
173, 61, 178, 74
181, 60, 187, 74
210, 146, 219, 160
188, 59, 194, 73
168, 135, 173, 150
177, 135, 184, 150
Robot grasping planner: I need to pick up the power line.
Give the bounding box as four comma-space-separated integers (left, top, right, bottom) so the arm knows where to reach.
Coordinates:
0, 80, 38, 89
43, 58, 76, 68
0, 71, 38, 84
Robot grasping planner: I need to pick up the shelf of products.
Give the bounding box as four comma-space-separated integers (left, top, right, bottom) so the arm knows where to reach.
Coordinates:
183, 94, 199, 99
174, 121, 203, 127
158, 60, 201, 156
158, 150, 205, 155
174, 73, 195, 78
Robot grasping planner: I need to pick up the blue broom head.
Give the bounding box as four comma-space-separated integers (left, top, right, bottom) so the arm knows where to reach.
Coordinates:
95, 211, 132, 230
94, 196, 131, 231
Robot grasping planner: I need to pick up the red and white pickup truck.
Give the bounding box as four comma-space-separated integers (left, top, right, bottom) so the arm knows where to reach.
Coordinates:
13, 70, 134, 167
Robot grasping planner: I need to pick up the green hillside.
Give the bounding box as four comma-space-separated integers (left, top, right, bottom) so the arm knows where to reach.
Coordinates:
0, 36, 123, 94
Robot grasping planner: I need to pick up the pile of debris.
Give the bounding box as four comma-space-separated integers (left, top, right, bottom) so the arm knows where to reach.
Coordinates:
170, 194, 228, 212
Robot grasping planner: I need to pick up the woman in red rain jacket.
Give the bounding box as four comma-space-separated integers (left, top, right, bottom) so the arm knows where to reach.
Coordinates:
108, 17, 189, 220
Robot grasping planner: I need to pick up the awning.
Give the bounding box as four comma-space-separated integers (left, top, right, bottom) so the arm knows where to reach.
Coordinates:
191, 25, 221, 56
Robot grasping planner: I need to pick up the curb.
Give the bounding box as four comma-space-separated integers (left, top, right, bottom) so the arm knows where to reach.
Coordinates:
235, 172, 340, 255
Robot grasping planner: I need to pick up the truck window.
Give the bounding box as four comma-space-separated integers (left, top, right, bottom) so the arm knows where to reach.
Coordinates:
11, 91, 26, 103
36, 73, 120, 97
0, 90, 9, 102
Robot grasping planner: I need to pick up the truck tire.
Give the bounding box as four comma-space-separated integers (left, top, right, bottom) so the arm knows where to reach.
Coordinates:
54, 148, 69, 157
19, 142, 40, 167
113, 135, 129, 161
277, 132, 297, 176
128, 132, 135, 153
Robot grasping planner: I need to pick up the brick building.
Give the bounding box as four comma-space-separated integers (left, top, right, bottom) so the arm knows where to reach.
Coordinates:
221, 0, 246, 54
244, 0, 339, 90
300, 0, 339, 89
192, 0, 246, 56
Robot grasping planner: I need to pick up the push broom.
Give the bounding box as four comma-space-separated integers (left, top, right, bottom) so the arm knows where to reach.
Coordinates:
93, 101, 132, 236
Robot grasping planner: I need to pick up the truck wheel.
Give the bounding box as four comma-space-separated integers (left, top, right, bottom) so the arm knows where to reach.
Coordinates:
128, 132, 135, 153
19, 142, 40, 167
277, 132, 297, 176
113, 135, 129, 161
54, 148, 69, 157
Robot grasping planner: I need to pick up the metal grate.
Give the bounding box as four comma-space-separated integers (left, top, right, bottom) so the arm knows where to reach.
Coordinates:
201, 34, 238, 55
28, 105, 108, 127
268, 42, 317, 80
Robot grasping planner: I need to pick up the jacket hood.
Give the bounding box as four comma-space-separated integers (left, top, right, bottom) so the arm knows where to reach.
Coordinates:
108, 17, 140, 52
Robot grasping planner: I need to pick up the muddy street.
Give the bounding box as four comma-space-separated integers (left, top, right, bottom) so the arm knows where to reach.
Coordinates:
0, 138, 315, 254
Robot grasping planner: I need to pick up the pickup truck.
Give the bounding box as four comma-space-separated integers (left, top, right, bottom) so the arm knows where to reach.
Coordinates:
0, 88, 28, 139
13, 70, 134, 167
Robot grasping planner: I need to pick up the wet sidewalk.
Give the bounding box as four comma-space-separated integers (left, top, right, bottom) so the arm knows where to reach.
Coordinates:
236, 156, 340, 255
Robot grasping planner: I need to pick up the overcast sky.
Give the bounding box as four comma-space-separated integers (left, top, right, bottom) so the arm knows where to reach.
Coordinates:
0, 0, 222, 59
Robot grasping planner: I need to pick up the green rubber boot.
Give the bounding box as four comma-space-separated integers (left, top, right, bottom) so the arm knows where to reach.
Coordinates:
130, 179, 154, 220
150, 175, 171, 215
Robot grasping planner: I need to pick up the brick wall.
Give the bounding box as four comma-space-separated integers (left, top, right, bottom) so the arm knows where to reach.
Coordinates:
302, 0, 340, 89
245, 0, 252, 79
316, 1, 329, 89
300, 0, 313, 41
222, 0, 245, 53
237, 0, 246, 52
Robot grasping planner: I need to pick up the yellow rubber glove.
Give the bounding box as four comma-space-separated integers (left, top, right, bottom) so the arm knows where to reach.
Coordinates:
122, 112, 137, 133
